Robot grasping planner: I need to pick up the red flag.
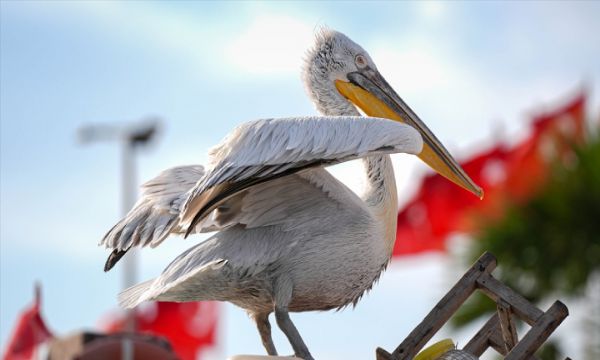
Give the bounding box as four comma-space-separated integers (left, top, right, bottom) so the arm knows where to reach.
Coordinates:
504, 93, 586, 201
394, 145, 511, 255
533, 93, 586, 141
103, 302, 218, 360
394, 93, 586, 256
3, 284, 54, 360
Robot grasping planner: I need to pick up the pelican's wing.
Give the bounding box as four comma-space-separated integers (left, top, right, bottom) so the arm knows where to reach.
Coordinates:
100, 165, 205, 252
180, 116, 422, 232
118, 169, 375, 308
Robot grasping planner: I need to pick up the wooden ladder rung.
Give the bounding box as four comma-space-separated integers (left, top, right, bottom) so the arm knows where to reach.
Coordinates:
477, 273, 543, 326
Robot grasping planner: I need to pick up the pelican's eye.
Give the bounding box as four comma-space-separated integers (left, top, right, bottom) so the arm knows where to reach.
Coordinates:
355, 54, 367, 69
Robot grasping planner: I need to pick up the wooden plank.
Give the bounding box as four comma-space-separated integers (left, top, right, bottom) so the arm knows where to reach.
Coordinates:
375, 347, 392, 360
492, 332, 541, 360
489, 332, 542, 360
461, 314, 541, 360
388, 252, 497, 360
463, 314, 499, 356
492, 323, 535, 358
476, 273, 543, 326
504, 301, 569, 360
489, 330, 509, 356
497, 298, 519, 352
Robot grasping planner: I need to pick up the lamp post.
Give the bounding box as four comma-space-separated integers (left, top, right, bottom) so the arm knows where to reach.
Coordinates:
78, 117, 161, 359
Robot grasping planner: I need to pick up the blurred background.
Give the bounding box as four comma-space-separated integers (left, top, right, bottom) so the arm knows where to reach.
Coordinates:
1, 1, 599, 359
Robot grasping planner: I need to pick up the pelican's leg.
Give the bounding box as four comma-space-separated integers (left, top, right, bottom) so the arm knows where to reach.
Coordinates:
273, 276, 313, 360
253, 312, 278, 356
274, 306, 313, 360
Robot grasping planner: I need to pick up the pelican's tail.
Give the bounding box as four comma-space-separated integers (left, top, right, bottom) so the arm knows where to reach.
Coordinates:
118, 279, 155, 309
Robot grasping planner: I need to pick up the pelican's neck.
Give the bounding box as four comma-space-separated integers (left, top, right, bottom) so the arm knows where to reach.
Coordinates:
362, 154, 398, 254
312, 89, 398, 251
362, 155, 397, 208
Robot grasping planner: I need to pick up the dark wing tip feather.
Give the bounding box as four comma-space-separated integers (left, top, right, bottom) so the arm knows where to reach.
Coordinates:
182, 161, 326, 238
104, 249, 128, 272
184, 213, 201, 239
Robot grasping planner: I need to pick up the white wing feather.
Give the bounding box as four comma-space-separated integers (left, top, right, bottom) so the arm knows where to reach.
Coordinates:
180, 116, 422, 228
101, 116, 422, 254
100, 165, 205, 251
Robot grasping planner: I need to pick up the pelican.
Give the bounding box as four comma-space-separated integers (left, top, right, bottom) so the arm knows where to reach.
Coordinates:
101, 29, 481, 360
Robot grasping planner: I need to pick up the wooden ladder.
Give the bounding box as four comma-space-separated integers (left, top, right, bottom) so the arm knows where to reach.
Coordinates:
376, 252, 569, 360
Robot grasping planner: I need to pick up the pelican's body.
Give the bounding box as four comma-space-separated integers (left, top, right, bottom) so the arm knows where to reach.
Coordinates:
129, 164, 396, 312
102, 30, 481, 360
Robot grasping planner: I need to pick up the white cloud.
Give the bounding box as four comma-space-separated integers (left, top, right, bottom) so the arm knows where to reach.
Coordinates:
419, 1, 446, 21
372, 45, 454, 94
224, 14, 314, 76
14, 2, 323, 81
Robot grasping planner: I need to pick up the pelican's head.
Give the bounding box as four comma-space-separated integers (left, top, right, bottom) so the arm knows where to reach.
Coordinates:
303, 28, 483, 198
303, 29, 373, 117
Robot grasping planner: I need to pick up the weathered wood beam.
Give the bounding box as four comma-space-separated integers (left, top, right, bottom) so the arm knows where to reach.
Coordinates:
375, 347, 392, 360
462, 314, 499, 356
376, 252, 567, 360
497, 298, 519, 352
504, 301, 568, 360
476, 273, 543, 326
380, 252, 497, 360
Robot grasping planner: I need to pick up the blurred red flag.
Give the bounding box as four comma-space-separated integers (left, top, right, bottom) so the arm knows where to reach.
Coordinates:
394, 145, 511, 255
3, 285, 54, 360
104, 301, 218, 360
394, 92, 586, 256
504, 94, 586, 201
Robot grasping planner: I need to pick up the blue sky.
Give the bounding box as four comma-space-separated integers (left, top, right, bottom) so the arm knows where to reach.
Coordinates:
1, 1, 599, 359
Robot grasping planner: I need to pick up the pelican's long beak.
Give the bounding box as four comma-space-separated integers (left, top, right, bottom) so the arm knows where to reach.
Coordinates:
336, 68, 483, 198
